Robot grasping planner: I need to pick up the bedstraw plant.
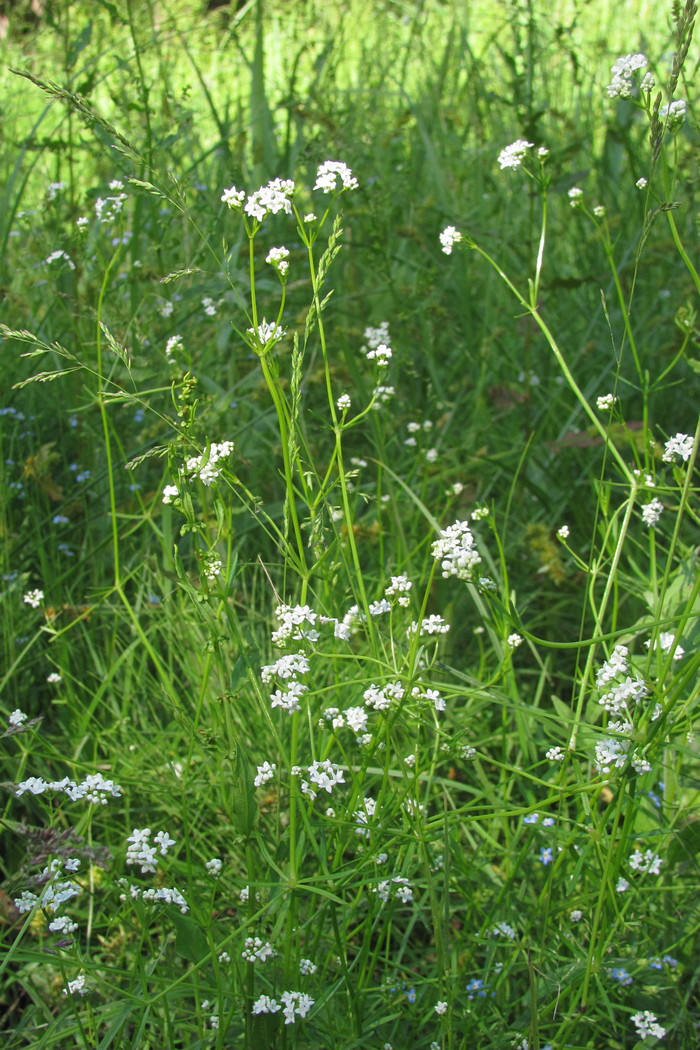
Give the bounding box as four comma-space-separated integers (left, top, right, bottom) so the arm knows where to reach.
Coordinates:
1, 1, 698, 1048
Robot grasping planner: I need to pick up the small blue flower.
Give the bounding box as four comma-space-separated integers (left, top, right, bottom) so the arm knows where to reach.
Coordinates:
523, 813, 539, 824
539, 846, 553, 865
542, 816, 555, 827
609, 967, 633, 985
406, 987, 416, 1003
466, 978, 487, 999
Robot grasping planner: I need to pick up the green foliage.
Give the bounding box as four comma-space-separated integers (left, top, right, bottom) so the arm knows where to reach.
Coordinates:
1, 2, 699, 1048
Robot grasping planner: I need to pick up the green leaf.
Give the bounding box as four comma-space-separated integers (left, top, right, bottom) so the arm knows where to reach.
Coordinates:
171, 913, 209, 963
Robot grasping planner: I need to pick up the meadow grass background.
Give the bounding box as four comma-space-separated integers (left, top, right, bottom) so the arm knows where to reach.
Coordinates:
0, 1, 699, 1047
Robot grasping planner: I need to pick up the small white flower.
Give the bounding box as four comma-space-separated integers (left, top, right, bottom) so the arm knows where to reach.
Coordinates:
248, 319, 286, 347
23, 589, 44, 608
337, 393, 351, 411
431, 519, 481, 581
568, 186, 583, 206
661, 99, 687, 128
596, 393, 616, 411
313, 161, 358, 193
299, 957, 317, 975
434, 1000, 448, 1015
62, 974, 88, 996
631, 1010, 666, 1040
366, 342, 392, 365
641, 497, 664, 527
244, 178, 295, 221
9, 709, 28, 727
606, 53, 648, 98
593, 205, 606, 218
497, 139, 534, 170
636, 177, 648, 189
546, 746, 565, 762
254, 761, 276, 787
629, 847, 662, 875
266, 246, 290, 276
242, 936, 277, 963
662, 432, 694, 463
507, 633, 523, 649
439, 225, 462, 254
206, 858, 223, 876
556, 524, 570, 540
162, 484, 179, 504
47, 672, 62, 684
221, 185, 245, 208
646, 632, 684, 660
569, 909, 583, 922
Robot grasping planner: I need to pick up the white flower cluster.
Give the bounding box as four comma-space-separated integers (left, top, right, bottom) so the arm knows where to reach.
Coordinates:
254, 761, 276, 787
48, 914, 78, 935
23, 588, 44, 607
299, 759, 345, 799
606, 53, 649, 98
45, 249, 75, 270
266, 245, 289, 276
641, 497, 664, 527
241, 936, 277, 963
629, 847, 663, 875
365, 342, 392, 366
270, 680, 308, 713
313, 161, 358, 193
120, 881, 189, 913
431, 520, 482, 581
594, 735, 631, 774
646, 632, 684, 660
354, 796, 377, 837
299, 957, 317, 975
631, 1010, 666, 1039
662, 432, 694, 463
492, 921, 517, 939
372, 384, 395, 405
363, 681, 405, 711
598, 673, 648, 715
372, 874, 413, 903
248, 318, 286, 346
360, 321, 391, 357
497, 139, 534, 170
95, 191, 127, 222
184, 440, 234, 486
63, 974, 88, 996
660, 99, 687, 129
596, 393, 617, 411
14, 858, 81, 917
246, 178, 295, 221
385, 574, 412, 606
409, 615, 450, 636
252, 990, 314, 1024
411, 685, 445, 712
261, 651, 310, 682
15, 772, 122, 804
165, 334, 183, 362
322, 705, 369, 738
271, 604, 319, 645
440, 225, 462, 254
126, 827, 176, 874
369, 598, 391, 616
